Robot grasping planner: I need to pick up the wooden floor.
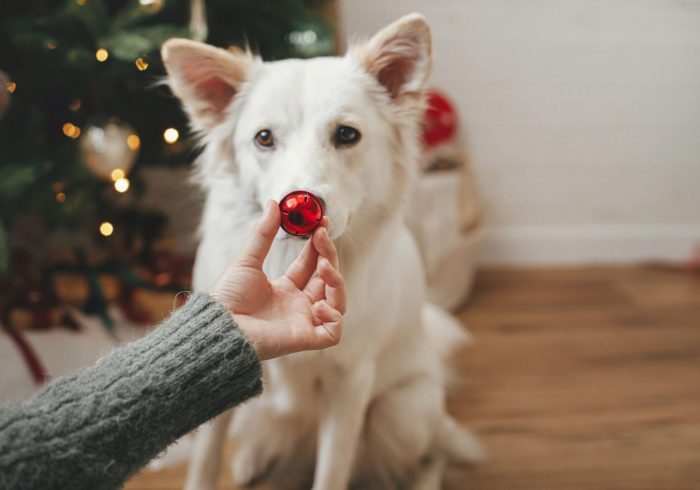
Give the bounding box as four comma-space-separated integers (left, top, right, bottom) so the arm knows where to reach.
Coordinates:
126, 266, 700, 490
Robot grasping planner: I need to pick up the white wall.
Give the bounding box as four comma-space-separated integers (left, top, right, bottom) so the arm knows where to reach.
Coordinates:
340, 0, 700, 265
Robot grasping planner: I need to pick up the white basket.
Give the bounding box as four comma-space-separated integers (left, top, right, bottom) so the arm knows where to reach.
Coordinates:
404, 167, 482, 311
425, 224, 483, 311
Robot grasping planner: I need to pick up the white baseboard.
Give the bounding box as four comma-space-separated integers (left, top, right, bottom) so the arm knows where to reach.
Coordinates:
477, 224, 700, 266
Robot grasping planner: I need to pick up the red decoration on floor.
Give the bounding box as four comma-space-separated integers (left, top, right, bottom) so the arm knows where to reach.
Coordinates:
279, 191, 324, 237
1, 326, 50, 385
422, 89, 458, 148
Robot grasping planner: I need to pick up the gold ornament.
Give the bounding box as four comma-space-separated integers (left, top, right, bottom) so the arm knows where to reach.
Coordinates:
79, 121, 139, 180
139, 0, 164, 14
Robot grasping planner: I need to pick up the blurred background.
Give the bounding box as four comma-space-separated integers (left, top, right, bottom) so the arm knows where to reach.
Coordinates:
1, 1, 698, 489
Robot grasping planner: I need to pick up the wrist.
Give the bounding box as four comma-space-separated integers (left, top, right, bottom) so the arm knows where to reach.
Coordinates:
231, 314, 267, 360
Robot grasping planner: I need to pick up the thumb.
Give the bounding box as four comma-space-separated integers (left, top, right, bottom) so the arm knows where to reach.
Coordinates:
238, 200, 280, 269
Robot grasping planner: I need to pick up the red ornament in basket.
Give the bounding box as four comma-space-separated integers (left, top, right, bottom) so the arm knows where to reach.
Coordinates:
422, 89, 458, 149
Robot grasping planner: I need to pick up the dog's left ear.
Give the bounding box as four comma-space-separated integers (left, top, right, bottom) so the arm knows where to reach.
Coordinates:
161, 39, 256, 130
350, 13, 432, 101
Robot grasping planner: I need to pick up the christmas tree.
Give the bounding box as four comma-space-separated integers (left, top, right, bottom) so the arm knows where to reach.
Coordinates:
0, 0, 334, 276
0, 0, 334, 331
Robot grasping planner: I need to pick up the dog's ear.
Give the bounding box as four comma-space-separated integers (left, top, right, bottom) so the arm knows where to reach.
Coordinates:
351, 13, 432, 100
161, 39, 255, 130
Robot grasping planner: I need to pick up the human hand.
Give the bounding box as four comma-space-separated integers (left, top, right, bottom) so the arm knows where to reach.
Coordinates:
210, 200, 346, 360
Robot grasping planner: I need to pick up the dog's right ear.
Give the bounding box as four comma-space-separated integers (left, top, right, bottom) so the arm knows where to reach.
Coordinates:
161, 39, 255, 130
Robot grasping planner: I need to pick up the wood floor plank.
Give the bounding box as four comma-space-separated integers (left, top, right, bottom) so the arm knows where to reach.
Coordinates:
125, 267, 700, 490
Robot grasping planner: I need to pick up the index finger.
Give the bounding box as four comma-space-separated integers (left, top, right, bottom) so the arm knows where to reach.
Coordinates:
312, 224, 339, 270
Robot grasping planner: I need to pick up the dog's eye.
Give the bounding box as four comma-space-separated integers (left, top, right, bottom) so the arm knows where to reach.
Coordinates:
334, 126, 361, 147
255, 129, 274, 148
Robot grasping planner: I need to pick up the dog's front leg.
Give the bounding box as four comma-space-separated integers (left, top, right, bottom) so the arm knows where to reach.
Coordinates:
312, 362, 375, 490
184, 409, 233, 490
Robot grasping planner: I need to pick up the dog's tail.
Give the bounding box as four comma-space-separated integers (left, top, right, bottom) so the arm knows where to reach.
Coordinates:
422, 303, 485, 465
421, 302, 473, 361
437, 416, 486, 464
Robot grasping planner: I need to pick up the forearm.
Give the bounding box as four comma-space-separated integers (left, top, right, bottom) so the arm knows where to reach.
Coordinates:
0, 293, 262, 490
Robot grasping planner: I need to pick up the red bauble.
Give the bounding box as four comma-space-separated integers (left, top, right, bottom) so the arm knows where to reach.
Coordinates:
279, 191, 324, 237
422, 90, 458, 148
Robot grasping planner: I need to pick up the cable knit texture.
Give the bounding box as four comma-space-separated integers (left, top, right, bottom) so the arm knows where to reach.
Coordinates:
0, 293, 263, 490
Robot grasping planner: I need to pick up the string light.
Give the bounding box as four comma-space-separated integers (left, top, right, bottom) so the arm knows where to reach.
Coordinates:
62, 122, 81, 139
6, 81, 16, 93
114, 178, 130, 193
95, 48, 109, 62
99, 222, 114, 237
135, 58, 149, 71
163, 128, 179, 144
55, 192, 66, 203
69, 99, 81, 111
126, 134, 140, 150
110, 169, 125, 181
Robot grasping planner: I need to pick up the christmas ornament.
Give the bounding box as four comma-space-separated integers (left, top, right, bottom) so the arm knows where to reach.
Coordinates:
79, 121, 139, 180
287, 21, 334, 58
138, 0, 164, 15
279, 191, 324, 237
0, 70, 12, 120
422, 90, 458, 149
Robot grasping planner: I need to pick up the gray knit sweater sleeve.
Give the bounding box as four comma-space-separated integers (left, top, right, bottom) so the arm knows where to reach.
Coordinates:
0, 292, 263, 490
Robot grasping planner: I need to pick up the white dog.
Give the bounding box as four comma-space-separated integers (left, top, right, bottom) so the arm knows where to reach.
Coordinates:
162, 13, 481, 490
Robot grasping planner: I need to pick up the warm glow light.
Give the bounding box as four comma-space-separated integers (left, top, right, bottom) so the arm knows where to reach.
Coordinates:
69, 99, 81, 111
110, 169, 125, 181
55, 192, 66, 203
114, 178, 130, 193
62, 122, 81, 139
47, 41, 57, 50
6, 81, 16, 93
96, 48, 109, 62
135, 57, 149, 71
163, 128, 179, 144
76, 0, 86, 5
99, 222, 114, 237
126, 134, 140, 150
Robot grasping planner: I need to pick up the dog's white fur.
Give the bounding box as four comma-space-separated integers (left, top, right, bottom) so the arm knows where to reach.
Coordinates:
162, 14, 481, 490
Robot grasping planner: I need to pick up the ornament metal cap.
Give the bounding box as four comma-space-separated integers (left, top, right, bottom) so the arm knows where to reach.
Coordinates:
279, 191, 324, 237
